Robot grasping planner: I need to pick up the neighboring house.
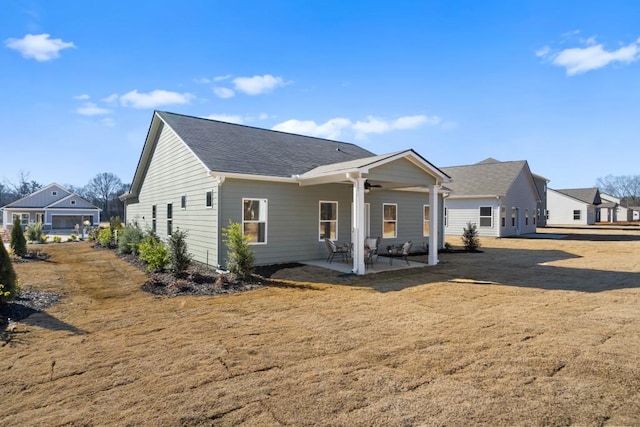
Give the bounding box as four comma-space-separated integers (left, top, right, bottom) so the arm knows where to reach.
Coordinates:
546, 188, 601, 225
533, 173, 549, 227
440, 158, 541, 237
629, 207, 640, 221
121, 111, 451, 275
1, 183, 101, 231
598, 193, 629, 222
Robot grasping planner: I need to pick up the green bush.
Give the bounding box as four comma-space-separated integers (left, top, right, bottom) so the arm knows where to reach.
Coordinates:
0, 238, 18, 303
10, 218, 27, 257
97, 228, 112, 247
109, 216, 123, 239
68, 234, 78, 242
40, 234, 48, 244
222, 220, 254, 279
26, 222, 44, 243
168, 228, 192, 276
462, 222, 481, 252
138, 235, 168, 272
53, 236, 62, 243
118, 223, 145, 255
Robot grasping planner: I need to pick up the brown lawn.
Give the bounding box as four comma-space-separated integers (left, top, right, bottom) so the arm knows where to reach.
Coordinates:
2, 227, 640, 426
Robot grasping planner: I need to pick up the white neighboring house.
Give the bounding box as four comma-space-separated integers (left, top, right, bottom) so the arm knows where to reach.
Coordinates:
1, 183, 101, 231
598, 193, 629, 222
441, 158, 542, 237
546, 188, 601, 226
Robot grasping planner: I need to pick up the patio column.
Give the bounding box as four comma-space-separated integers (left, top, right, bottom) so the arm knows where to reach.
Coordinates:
428, 184, 440, 266
349, 174, 367, 275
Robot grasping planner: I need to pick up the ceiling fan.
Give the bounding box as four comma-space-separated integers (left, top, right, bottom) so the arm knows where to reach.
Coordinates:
364, 180, 382, 190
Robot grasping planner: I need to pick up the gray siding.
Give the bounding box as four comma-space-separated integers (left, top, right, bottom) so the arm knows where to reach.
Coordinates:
7, 184, 70, 208
125, 123, 221, 266
502, 168, 538, 236
445, 198, 501, 238
533, 176, 548, 227
369, 158, 438, 186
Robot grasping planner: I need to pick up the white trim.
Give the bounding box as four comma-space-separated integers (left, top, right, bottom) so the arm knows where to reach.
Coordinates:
479, 206, 493, 227
212, 171, 296, 183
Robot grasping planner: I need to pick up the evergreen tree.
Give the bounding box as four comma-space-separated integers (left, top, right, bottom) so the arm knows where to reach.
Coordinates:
0, 235, 18, 303
10, 218, 27, 257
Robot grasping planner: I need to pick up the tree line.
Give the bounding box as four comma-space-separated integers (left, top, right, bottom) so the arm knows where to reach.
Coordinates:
0, 171, 129, 221
596, 174, 640, 207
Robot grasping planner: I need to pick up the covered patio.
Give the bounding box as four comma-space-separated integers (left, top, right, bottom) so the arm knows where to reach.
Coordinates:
295, 149, 451, 275
301, 255, 427, 274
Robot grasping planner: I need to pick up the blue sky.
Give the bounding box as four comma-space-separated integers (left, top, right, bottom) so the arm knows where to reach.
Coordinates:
2, 0, 639, 190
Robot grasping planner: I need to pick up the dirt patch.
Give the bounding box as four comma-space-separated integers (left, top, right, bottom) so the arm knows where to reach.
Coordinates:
2, 229, 640, 426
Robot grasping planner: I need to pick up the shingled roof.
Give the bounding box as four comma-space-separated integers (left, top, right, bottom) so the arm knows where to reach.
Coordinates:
440, 159, 532, 197
157, 111, 376, 178
553, 188, 602, 205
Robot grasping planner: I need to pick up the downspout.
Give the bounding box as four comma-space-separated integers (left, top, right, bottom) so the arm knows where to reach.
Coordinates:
347, 173, 367, 275
428, 183, 441, 266
212, 175, 226, 268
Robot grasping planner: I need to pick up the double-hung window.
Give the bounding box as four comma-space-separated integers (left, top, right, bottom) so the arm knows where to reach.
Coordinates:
152, 205, 156, 233
573, 210, 581, 220
243, 198, 267, 244
501, 206, 506, 227
181, 195, 187, 209
383, 203, 397, 238
167, 204, 173, 236
205, 191, 213, 208
479, 206, 492, 227
319, 201, 337, 240
423, 205, 430, 236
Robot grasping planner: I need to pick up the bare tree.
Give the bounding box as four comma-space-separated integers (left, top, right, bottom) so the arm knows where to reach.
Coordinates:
596, 174, 640, 206
6, 171, 42, 199
86, 173, 123, 220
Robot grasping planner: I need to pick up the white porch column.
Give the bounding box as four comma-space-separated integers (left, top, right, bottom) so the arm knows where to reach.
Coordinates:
428, 184, 440, 266
349, 174, 367, 275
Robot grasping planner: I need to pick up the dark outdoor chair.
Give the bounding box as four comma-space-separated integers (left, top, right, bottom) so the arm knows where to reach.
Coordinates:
387, 241, 413, 265
325, 238, 349, 263
365, 237, 380, 262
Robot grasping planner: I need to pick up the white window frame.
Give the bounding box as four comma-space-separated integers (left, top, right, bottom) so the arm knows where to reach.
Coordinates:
243, 198, 268, 245
181, 194, 187, 210
423, 204, 430, 237
167, 203, 173, 236
319, 201, 338, 241
383, 203, 398, 239
479, 206, 492, 227
36, 213, 44, 224
52, 191, 57, 196
205, 191, 213, 208
573, 210, 581, 220
71, 200, 76, 206
501, 206, 506, 227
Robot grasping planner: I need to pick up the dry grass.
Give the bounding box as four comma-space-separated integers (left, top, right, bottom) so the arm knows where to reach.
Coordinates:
2, 228, 640, 426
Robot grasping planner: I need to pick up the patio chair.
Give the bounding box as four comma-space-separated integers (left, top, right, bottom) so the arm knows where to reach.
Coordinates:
365, 237, 380, 262
387, 241, 413, 265
325, 238, 349, 263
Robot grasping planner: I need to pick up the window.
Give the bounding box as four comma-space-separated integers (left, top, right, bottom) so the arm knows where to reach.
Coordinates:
243, 198, 267, 244
479, 206, 492, 227
501, 206, 506, 227
71, 200, 76, 205
152, 205, 157, 233
444, 207, 448, 226
525, 209, 529, 225
423, 205, 430, 236
181, 195, 187, 209
573, 210, 581, 220
205, 191, 213, 208
512, 208, 516, 226
36, 213, 44, 224
533, 208, 536, 225
383, 204, 397, 238
319, 201, 337, 240
167, 204, 173, 235
52, 191, 57, 196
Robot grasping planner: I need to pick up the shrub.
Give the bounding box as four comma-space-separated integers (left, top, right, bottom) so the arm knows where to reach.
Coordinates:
109, 216, 124, 242
10, 218, 27, 257
68, 234, 78, 242
222, 220, 254, 279
168, 228, 192, 276
462, 222, 481, 252
26, 222, 44, 243
118, 223, 145, 255
138, 235, 168, 272
0, 239, 18, 303
97, 228, 112, 247
40, 234, 48, 244
53, 236, 62, 243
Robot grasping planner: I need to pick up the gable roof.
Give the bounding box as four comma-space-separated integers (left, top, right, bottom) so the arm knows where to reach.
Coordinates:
440, 159, 536, 198
156, 111, 376, 178
2, 183, 99, 210
553, 188, 601, 205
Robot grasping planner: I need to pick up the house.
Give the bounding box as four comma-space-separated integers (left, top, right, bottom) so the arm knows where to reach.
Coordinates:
546, 188, 601, 225
440, 158, 542, 237
1, 183, 101, 231
120, 111, 451, 275
597, 193, 629, 222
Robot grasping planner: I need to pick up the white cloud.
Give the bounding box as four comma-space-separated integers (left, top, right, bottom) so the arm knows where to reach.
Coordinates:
75, 102, 111, 116
273, 114, 441, 140
118, 89, 195, 109
213, 87, 235, 99
102, 93, 119, 103
214, 74, 233, 82
538, 36, 640, 75
205, 114, 244, 124
258, 112, 270, 120
194, 77, 211, 84
73, 94, 90, 100
101, 117, 116, 127
233, 74, 288, 95
5, 33, 74, 61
